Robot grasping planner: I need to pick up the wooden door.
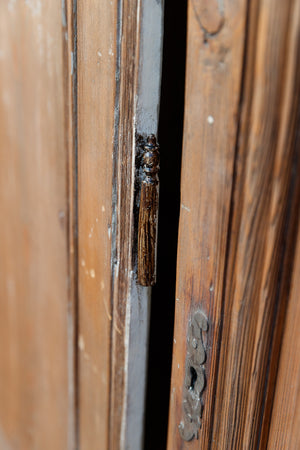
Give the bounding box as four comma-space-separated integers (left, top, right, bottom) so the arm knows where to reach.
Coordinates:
1, 0, 299, 449
167, 0, 300, 448
0, 2, 73, 448
0, 0, 164, 449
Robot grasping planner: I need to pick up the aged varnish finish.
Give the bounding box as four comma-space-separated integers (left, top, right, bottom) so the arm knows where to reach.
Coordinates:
167, 0, 248, 447
167, 0, 300, 448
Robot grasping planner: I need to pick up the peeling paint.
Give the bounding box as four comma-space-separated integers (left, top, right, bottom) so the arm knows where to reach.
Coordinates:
78, 335, 85, 351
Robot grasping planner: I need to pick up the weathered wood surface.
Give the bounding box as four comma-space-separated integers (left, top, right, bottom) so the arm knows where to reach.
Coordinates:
257, 0, 300, 446
211, 0, 300, 447
267, 217, 300, 449
77, 0, 117, 447
0, 1, 74, 448
110, 1, 163, 448
77, 0, 163, 448
167, 0, 248, 447
167, 0, 300, 448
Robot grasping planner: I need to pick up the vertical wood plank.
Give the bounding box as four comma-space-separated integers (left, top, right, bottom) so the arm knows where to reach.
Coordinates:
167, 0, 248, 447
77, 0, 117, 447
112, 1, 164, 448
258, 2, 300, 444
77, 0, 163, 447
0, 1, 72, 448
109, 1, 140, 446
267, 219, 300, 449
211, 0, 299, 448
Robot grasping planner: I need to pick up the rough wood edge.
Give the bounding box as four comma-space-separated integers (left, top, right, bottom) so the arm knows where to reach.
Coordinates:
110, 1, 164, 448
63, 0, 78, 448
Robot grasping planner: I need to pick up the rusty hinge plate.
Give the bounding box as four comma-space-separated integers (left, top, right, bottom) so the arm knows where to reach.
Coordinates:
179, 310, 208, 441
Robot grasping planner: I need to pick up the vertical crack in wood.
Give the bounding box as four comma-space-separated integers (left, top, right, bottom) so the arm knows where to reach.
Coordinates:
179, 310, 208, 441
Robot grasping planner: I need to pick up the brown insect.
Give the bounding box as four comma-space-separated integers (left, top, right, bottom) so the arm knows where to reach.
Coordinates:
137, 135, 160, 286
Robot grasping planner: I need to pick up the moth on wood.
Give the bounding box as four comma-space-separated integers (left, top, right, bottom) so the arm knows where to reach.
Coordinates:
137, 135, 160, 286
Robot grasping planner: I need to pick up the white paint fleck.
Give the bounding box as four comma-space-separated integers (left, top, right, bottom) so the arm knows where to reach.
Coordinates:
97, 50, 102, 58
210, 284, 214, 292
8, 0, 17, 12
178, 363, 180, 369
90, 269, 95, 278
101, 205, 105, 212
103, 297, 112, 321
108, 47, 114, 56
78, 335, 85, 351
174, 338, 176, 344
108, 226, 111, 239
207, 115, 214, 125
176, 298, 180, 302
25, 0, 42, 17
81, 259, 86, 267
96, 218, 99, 223
58, 210, 65, 222
181, 203, 191, 212
89, 225, 94, 238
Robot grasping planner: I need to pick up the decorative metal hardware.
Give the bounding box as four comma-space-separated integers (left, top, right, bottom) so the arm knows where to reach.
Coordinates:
137, 135, 160, 286
179, 310, 208, 441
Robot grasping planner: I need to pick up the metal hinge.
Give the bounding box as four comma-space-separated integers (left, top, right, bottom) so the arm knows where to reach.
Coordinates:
179, 310, 208, 441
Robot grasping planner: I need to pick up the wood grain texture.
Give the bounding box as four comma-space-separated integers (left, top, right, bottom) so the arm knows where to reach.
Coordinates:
109, 0, 144, 446
257, 0, 300, 446
167, 0, 248, 448
77, 1, 163, 447
267, 217, 300, 449
77, 0, 117, 447
0, 1, 72, 448
211, 0, 299, 448
168, 0, 300, 448
114, 1, 164, 448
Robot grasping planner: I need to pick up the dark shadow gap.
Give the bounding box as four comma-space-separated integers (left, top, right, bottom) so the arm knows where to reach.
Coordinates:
144, 0, 187, 448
